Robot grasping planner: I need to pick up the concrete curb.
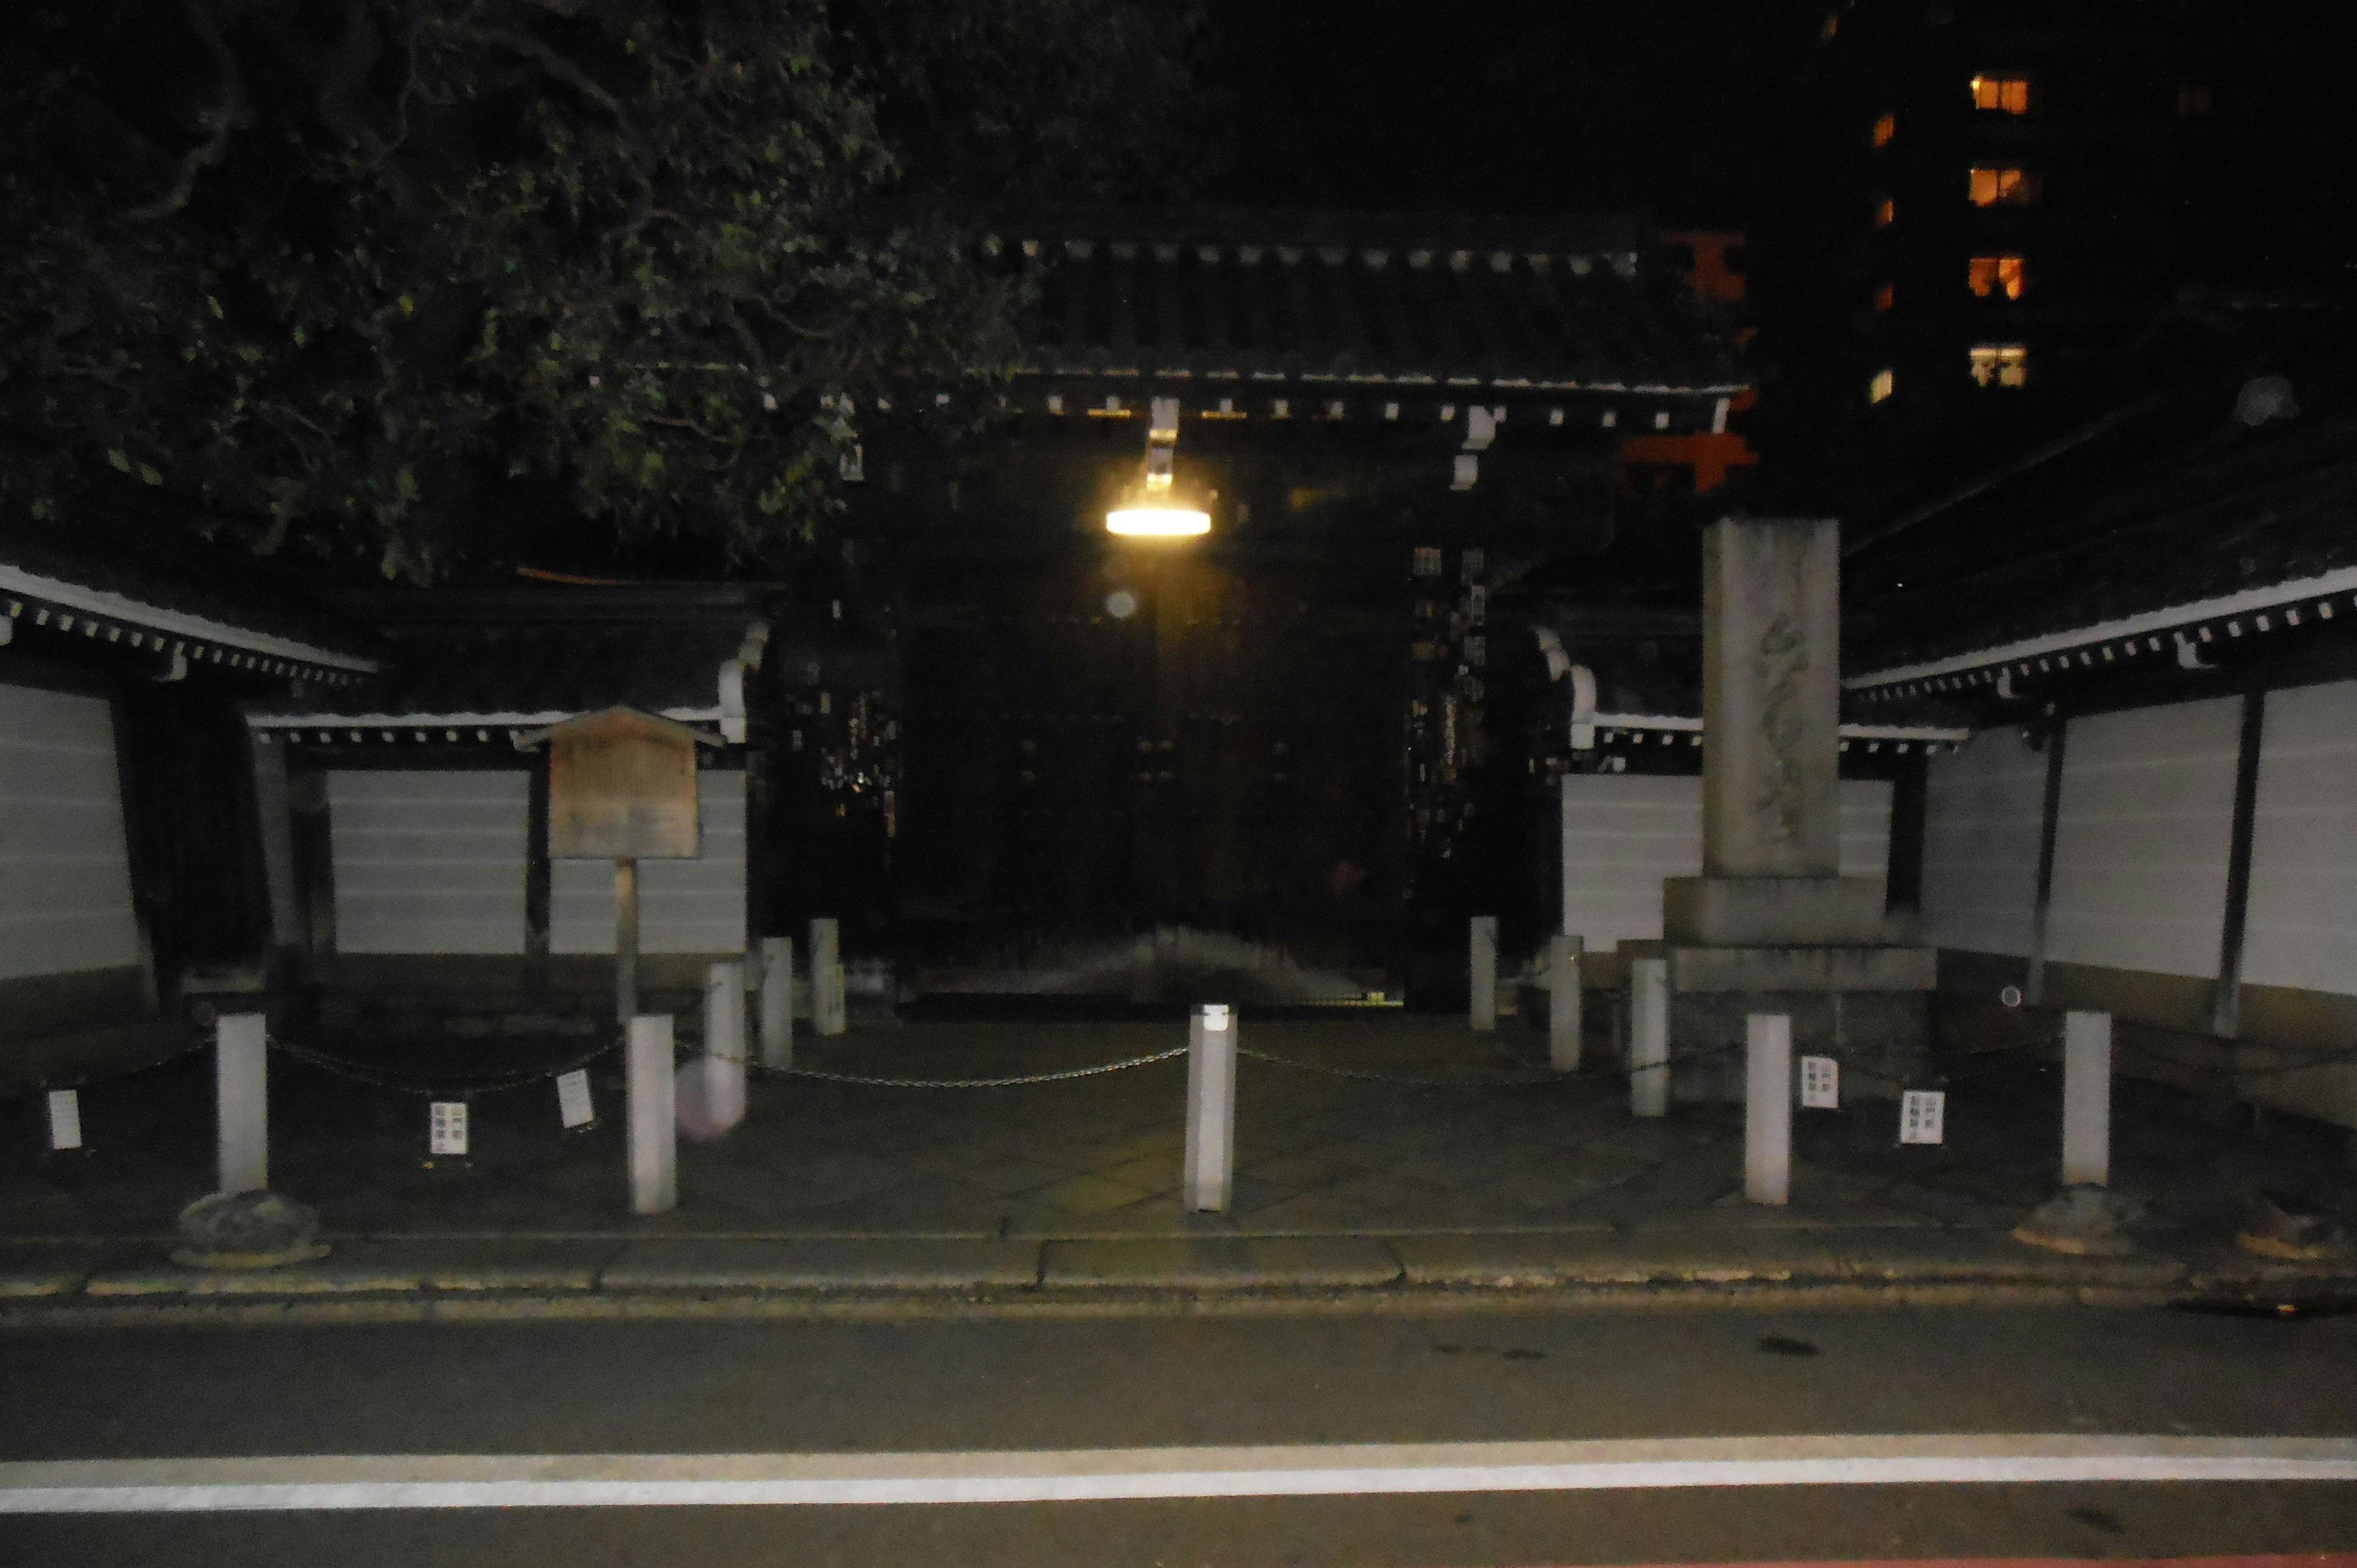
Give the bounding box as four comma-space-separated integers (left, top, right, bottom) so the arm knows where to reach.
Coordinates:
7, 1227, 2355, 1327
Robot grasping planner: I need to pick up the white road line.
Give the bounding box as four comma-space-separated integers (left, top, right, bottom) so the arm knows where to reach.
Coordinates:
5, 1435, 2357, 1513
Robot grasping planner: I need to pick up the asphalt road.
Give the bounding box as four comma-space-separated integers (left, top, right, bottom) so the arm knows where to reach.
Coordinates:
5, 1302, 2356, 1566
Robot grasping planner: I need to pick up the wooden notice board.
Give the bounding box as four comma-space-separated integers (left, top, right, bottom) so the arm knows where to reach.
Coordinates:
540, 708, 706, 861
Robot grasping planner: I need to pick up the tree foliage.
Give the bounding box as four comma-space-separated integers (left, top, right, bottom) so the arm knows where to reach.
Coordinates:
0, 0, 1206, 579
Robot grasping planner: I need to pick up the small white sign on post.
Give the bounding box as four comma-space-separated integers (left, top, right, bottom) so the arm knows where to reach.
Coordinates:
556, 1069, 595, 1130
1899, 1089, 1946, 1145
1799, 1055, 1840, 1110
46, 1090, 83, 1151
428, 1100, 470, 1157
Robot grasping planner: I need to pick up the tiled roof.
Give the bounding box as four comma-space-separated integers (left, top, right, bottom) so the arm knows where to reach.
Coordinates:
0, 508, 378, 682
247, 589, 765, 731
980, 209, 1746, 394
1847, 388, 2357, 690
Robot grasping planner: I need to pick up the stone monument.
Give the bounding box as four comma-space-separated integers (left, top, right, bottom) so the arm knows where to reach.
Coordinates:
1658, 518, 1934, 1099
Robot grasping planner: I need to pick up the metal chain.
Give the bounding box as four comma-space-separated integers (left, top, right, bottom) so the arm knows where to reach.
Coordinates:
266, 1033, 620, 1099
1233, 1038, 1745, 1089
779, 1045, 1188, 1089
23, 1040, 207, 1095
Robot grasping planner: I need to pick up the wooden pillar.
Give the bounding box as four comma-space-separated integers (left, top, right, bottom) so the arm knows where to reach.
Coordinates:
524, 762, 552, 995
2025, 721, 2069, 1006
2212, 690, 2266, 1039
246, 733, 302, 960
287, 766, 336, 971
1886, 750, 1930, 914
615, 858, 640, 1027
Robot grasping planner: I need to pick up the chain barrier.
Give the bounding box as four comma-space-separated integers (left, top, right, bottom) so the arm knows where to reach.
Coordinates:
1234, 1037, 1749, 1089
21, 1040, 208, 1096
266, 1033, 620, 1099
1931, 1031, 2069, 1086
778, 1046, 1188, 1089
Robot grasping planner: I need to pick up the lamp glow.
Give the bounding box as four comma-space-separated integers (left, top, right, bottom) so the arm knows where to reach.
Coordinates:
1106, 505, 1210, 537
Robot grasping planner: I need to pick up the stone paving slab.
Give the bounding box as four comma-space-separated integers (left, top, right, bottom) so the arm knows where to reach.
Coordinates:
600, 1237, 1042, 1292
1039, 1236, 1403, 1289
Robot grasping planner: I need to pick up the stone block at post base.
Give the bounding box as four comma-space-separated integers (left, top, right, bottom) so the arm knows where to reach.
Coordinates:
1662, 991, 1931, 1102
1670, 943, 1936, 995
1662, 876, 1894, 947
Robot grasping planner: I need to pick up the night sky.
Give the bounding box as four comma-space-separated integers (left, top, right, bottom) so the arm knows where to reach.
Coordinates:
1196, 0, 1794, 224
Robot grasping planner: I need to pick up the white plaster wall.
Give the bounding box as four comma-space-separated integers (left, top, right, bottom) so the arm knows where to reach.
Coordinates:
2046, 697, 2241, 979
1559, 771, 1891, 951
552, 769, 746, 955
328, 770, 530, 954
0, 684, 142, 979
1919, 725, 2046, 957
2242, 679, 2357, 995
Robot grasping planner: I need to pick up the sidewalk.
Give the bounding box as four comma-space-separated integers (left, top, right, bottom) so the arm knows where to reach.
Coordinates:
5, 1014, 2354, 1320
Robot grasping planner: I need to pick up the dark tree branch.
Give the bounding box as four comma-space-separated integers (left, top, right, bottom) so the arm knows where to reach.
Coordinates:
123, 0, 246, 222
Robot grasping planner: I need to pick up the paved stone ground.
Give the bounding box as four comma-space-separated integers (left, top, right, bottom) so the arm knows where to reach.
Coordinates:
4, 1012, 2352, 1246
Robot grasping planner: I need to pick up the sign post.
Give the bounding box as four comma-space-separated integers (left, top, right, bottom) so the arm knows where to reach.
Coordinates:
519, 707, 719, 1027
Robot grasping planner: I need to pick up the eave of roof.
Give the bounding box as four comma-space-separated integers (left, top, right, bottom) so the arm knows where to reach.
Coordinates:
2, 562, 379, 681
1845, 565, 2357, 698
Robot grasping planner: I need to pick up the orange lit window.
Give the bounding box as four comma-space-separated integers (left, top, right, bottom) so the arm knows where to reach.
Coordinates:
1967, 255, 2026, 299
1872, 113, 1896, 147
2178, 83, 2212, 116
1868, 368, 1895, 403
1873, 282, 1895, 312
1970, 75, 2030, 113
1968, 167, 2039, 206
1874, 196, 1895, 226
1968, 344, 2028, 387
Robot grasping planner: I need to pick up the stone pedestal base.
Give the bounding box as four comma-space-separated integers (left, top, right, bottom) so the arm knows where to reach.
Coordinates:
1663, 876, 1892, 946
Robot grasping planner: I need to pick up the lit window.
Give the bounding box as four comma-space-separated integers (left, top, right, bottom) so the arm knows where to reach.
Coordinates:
1968, 344, 2028, 387
1869, 369, 1895, 403
1970, 75, 2030, 114
1872, 113, 1896, 147
1967, 255, 2026, 299
1968, 167, 2039, 206
1874, 196, 1895, 227
2178, 83, 2212, 117
1873, 282, 1894, 312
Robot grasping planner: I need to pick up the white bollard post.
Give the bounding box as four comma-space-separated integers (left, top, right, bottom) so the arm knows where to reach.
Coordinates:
2062, 1009, 2113, 1187
627, 1014, 678, 1215
810, 917, 846, 1037
1630, 958, 1670, 1118
1744, 1013, 1794, 1206
215, 1013, 269, 1194
1468, 916, 1498, 1032
758, 935, 795, 1072
701, 959, 748, 1132
1183, 1003, 1237, 1213
1546, 933, 1584, 1072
